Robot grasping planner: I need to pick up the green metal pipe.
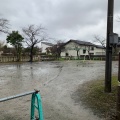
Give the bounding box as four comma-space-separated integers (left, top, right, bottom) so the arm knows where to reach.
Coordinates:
31, 93, 44, 120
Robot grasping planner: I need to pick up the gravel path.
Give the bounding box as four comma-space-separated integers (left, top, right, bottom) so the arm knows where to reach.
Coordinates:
0, 61, 118, 120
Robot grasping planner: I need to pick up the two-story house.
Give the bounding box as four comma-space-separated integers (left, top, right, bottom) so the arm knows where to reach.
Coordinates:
61, 40, 105, 57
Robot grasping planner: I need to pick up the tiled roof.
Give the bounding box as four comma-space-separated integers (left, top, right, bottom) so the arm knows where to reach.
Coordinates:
95, 45, 105, 49
41, 42, 54, 46
64, 39, 105, 49
69, 39, 95, 46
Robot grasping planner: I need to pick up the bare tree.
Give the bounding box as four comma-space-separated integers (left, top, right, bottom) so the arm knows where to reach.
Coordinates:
51, 40, 65, 59
74, 45, 91, 60
0, 18, 9, 33
55, 40, 65, 58
74, 45, 81, 59
94, 35, 119, 54
85, 46, 91, 60
22, 25, 46, 62
63, 44, 81, 59
94, 35, 106, 50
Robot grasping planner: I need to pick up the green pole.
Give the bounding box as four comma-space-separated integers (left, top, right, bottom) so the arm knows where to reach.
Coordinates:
31, 93, 35, 119
31, 92, 44, 120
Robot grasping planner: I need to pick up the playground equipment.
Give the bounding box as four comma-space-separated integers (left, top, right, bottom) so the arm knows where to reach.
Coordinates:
0, 90, 44, 120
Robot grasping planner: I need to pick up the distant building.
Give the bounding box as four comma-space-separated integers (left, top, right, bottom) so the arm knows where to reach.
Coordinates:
61, 39, 105, 57
0, 51, 3, 56
41, 42, 54, 53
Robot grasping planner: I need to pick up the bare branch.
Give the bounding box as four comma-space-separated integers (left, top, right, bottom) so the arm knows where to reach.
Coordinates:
25, 41, 31, 47
0, 18, 10, 34
22, 24, 46, 46
94, 35, 106, 49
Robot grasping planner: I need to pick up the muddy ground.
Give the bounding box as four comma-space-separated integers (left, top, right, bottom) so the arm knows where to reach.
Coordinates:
0, 61, 118, 120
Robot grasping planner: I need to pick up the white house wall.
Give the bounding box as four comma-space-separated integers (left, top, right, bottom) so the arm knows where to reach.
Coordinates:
41, 43, 51, 53
61, 42, 90, 56
61, 41, 105, 57
94, 47, 105, 55
68, 50, 77, 56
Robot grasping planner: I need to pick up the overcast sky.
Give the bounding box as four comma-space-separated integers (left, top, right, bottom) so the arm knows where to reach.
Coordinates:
0, 0, 120, 44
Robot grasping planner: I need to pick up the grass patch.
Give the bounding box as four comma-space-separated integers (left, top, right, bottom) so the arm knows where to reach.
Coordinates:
73, 76, 118, 119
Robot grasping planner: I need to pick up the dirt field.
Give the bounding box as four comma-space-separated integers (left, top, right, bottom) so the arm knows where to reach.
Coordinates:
0, 61, 118, 120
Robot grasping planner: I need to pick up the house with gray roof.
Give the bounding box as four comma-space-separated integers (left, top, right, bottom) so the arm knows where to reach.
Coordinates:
61, 39, 105, 57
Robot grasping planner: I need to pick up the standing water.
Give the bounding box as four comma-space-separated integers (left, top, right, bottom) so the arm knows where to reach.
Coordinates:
0, 61, 118, 120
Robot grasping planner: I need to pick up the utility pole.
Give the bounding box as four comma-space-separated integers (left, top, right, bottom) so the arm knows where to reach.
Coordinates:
117, 52, 120, 119
105, 0, 114, 92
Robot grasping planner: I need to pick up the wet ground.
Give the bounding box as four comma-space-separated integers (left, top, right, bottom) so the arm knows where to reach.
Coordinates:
0, 61, 118, 120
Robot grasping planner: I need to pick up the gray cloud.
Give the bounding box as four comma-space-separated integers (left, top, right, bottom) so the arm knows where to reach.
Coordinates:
0, 0, 120, 43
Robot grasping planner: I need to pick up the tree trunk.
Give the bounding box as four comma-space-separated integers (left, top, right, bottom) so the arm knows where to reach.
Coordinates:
88, 51, 91, 60
17, 53, 19, 62
77, 51, 79, 59
58, 51, 61, 60
16, 47, 20, 62
30, 46, 34, 62
16, 46, 21, 62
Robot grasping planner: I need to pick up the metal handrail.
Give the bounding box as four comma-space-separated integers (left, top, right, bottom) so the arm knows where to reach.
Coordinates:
0, 90, 39, 102
0, 90, 44, 120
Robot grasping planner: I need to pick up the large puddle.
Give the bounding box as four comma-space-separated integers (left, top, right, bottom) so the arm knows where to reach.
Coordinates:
0, 61, 118, 120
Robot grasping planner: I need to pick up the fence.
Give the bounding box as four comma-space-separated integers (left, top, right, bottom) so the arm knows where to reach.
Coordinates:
0, 56, 40, 62
0, 55, 57, 63
61, 55, 119, 61
40, 55, 56, 61
0, 90, 44, 120
2, 55, 119, 62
